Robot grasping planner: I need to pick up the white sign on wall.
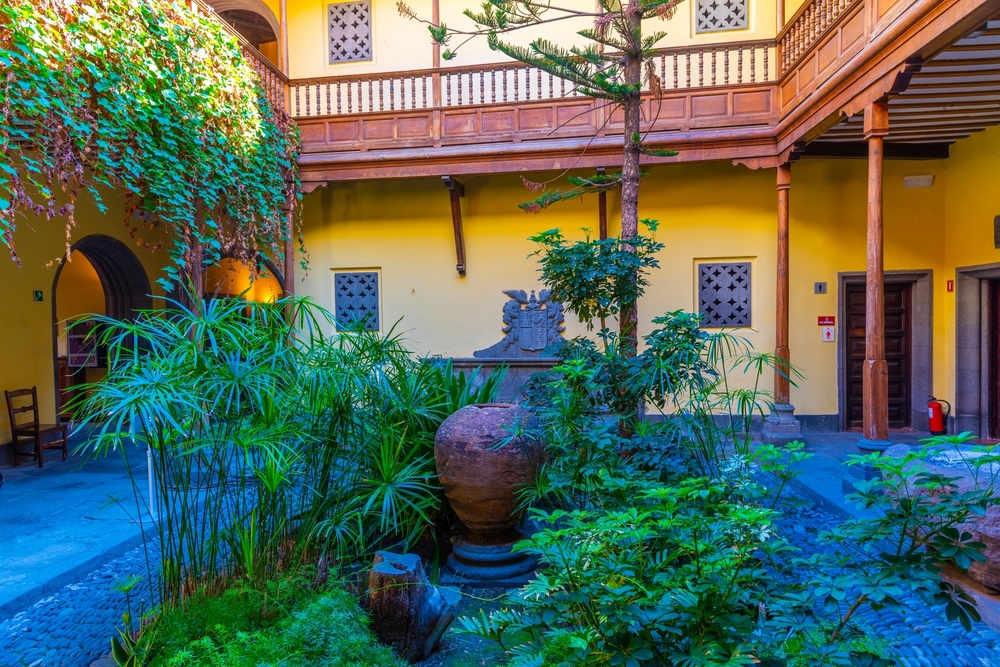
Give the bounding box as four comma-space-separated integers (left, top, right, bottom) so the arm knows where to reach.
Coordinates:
821, 326, 835, 342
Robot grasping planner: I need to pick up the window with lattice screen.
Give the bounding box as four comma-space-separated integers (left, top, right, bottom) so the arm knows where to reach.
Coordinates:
334, 271, 380, 330
329, 1, 372, 64
695, 0, 748, 33
698, 262, 751, 327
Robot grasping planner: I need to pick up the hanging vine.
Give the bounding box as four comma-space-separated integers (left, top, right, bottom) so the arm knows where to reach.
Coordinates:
0, 0, 298, 289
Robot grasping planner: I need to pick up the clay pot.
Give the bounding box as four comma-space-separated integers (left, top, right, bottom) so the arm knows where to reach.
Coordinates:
434, 403, 543, 544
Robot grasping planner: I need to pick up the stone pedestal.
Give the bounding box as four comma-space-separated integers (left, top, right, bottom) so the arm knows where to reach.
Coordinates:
857, 438, 894, 452
441, 532, 539, 587
761, 403, 802, 443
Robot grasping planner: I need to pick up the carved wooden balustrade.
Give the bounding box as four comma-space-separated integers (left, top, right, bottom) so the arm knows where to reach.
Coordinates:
186, 0, 288, 113
290, 40, 776, 119
778, 0, 862, 74
287, 0, 996, 179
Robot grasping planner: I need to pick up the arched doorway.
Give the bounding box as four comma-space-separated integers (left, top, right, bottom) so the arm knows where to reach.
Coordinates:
51, 235, 153, 420
204, 256, 284, 303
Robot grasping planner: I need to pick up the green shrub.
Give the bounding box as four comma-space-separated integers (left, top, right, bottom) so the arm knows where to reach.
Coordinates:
78, 296, 505, 605
463, 310, 999, 667
143, 587, 405, 667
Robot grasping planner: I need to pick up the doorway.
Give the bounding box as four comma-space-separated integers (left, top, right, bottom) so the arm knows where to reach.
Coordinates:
838, 271, 932, 432
989, 280, 1000, 439
51, 235, 153, 420
844, 283, 913, 429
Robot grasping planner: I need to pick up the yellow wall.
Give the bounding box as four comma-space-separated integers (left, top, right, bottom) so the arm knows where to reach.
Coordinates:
287, 0, 778, 80
55, 251, 106, 323
0, 190, 167, 441
942, 126, 1000, 407
298, 153, 955, 418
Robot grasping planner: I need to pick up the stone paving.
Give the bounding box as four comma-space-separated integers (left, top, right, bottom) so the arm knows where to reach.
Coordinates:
0, 546, 155, 667
5, 429, 1000, 666
778, 490, 1000, 667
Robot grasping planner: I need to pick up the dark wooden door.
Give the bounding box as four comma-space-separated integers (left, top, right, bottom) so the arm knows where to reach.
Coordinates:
845, 283, 912, 429
990, 281, 1000, 439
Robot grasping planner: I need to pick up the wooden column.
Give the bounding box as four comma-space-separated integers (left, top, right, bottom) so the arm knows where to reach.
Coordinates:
861, 101, 891, 449
431, 0, 442, 107
762, 163, 801, 442
775, 163, 792, 406
279, 0, 290, 80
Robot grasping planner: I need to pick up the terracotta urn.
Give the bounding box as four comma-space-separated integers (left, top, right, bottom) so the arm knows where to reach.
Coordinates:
434, 403, 544, 546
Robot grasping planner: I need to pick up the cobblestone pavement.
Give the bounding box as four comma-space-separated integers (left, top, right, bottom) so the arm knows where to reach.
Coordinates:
5, 496, 1000, 666
778, 491, 1000, 667
0, 546, 156, 667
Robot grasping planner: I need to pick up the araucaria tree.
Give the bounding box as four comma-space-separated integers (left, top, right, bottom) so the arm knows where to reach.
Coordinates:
399, 0, 681, 355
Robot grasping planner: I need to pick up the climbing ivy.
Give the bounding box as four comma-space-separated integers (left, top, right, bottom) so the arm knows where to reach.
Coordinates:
0, 0, 298, 288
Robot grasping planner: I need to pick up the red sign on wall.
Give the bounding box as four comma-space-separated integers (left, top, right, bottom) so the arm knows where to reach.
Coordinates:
818, 316, 835, 326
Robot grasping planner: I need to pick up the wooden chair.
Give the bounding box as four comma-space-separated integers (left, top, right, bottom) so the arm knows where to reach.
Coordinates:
4, 387, 68, 468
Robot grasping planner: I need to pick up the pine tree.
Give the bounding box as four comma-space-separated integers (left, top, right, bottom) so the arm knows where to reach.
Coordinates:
399, 0, 682, 358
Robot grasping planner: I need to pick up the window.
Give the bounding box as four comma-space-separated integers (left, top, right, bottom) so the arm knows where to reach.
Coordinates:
328, 1, 372, 64
334, 271, 380, 330
695, 0, 748, 33
698, 262, 751, 327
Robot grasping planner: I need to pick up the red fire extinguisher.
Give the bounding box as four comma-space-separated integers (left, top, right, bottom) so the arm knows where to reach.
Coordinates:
928, 397, 951, 436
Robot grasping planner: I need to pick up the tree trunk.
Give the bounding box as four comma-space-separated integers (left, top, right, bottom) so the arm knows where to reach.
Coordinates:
617, 7, 643, 437
366, 551, 459, 663
619, 7, 643, 360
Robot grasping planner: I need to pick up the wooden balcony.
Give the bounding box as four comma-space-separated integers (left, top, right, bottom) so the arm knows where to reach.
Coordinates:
187, 0, 287, 114
291, 41, 778, 182
288, 0, 1000, 184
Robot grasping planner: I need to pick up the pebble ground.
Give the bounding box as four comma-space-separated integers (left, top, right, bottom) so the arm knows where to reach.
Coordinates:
4, 495, 1000, 666
777, 491, 1000, 667
0, 547, 156, 667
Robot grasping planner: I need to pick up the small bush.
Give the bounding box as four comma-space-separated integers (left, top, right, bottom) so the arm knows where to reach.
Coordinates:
143, 586, 405, 667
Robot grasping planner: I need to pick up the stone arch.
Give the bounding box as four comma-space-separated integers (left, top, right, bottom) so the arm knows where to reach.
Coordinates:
50, 235, 153, 417
52, 234, 153, 321
207, 0, 281, 45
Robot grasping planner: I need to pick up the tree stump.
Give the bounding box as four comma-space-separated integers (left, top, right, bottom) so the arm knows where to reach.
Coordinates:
366, 551, 459, 663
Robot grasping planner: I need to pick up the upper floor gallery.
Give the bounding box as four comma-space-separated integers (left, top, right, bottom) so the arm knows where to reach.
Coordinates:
202, 0, 1000, 182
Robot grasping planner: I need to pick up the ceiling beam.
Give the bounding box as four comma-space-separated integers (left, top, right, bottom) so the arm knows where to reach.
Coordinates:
804, 142, 951, 159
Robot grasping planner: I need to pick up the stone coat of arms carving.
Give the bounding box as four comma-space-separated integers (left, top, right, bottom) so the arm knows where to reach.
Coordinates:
473, 289, 565, 359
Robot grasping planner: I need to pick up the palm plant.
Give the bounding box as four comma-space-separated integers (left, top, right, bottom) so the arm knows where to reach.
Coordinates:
72, 293, 505, 608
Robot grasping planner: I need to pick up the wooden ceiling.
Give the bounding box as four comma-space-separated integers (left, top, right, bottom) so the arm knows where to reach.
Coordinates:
818, 20, 1000, 150
219, 9, 276, 47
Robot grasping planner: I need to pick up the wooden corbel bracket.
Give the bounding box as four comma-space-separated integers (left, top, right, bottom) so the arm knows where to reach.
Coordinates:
731, 143, 806, 170
443, 176, 466, 275
299, 181, 329, 195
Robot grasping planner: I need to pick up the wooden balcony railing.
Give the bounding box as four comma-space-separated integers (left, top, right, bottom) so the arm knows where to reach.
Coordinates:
778, 0, 861, 75
185, 0, 288, 113
289, 40, 776, 119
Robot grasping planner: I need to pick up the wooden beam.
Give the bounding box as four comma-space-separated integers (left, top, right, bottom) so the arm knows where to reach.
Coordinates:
597, 166, 608, 240
861, 101, 891, 450
803, 141, 950, 159
443, 176, 466, 275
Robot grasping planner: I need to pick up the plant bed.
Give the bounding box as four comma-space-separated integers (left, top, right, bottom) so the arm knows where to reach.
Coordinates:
125, 577, 407, 667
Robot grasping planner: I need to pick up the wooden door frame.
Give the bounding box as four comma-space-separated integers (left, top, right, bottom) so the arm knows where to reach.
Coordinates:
954, 263, 1000, 436
837, 270, 933, 432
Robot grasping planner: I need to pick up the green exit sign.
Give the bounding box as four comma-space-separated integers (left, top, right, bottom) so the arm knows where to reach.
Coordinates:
33, 290, 43, 302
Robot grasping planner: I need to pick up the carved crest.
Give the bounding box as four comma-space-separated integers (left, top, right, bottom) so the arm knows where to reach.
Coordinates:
474, 289, 565, 359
